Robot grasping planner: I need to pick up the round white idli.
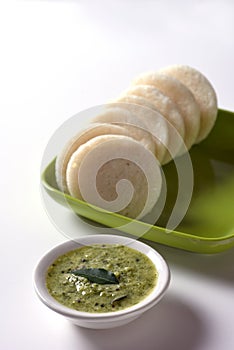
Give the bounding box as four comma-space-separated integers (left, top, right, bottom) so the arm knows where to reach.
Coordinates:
132, 71, 201, 150
121, 85, 185, 164
160, 65, 218, 143
55, 122, 155, 193
93, 103, 168, 164
66, 134, 162, 219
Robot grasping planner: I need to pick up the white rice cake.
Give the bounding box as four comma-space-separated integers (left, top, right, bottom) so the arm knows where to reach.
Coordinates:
132, 71, 200, 150
120, 85, 185, 164
66, 134, 162, 219
92, 103, 168, 163
55, 122, 155, 193
160, 65, 218, 143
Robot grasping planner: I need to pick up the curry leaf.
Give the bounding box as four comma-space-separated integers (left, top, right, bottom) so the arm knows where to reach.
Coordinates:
71, 268, 119, 284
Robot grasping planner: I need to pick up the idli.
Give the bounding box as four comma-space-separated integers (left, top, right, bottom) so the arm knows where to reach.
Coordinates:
121, 85, 185, 164
66, 134, 162, 219
160, 64, 217, 143
133, 71, 200, 150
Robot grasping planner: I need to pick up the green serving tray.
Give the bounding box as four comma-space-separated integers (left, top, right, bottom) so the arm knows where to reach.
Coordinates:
41, 109, 234, 254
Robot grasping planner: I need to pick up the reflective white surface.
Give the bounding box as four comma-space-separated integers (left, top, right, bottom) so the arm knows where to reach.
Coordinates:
1, 1, 234, 349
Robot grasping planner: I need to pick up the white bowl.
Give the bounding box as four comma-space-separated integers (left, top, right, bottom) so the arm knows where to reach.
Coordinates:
33, 235, 170, 329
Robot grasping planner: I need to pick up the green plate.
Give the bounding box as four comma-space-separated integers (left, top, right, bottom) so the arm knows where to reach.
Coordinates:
41, 109, 234, 254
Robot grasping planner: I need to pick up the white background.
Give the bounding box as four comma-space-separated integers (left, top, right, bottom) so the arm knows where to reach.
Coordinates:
0, 1, 234, 349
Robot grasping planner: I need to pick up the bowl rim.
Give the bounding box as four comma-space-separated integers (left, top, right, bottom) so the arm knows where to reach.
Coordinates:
33, 234, 170, 320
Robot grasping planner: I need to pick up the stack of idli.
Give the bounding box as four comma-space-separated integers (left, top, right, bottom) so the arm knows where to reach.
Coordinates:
55, 65, 218, 219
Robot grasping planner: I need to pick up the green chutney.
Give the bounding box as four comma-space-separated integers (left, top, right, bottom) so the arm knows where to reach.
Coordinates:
46, 244, 158, 313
